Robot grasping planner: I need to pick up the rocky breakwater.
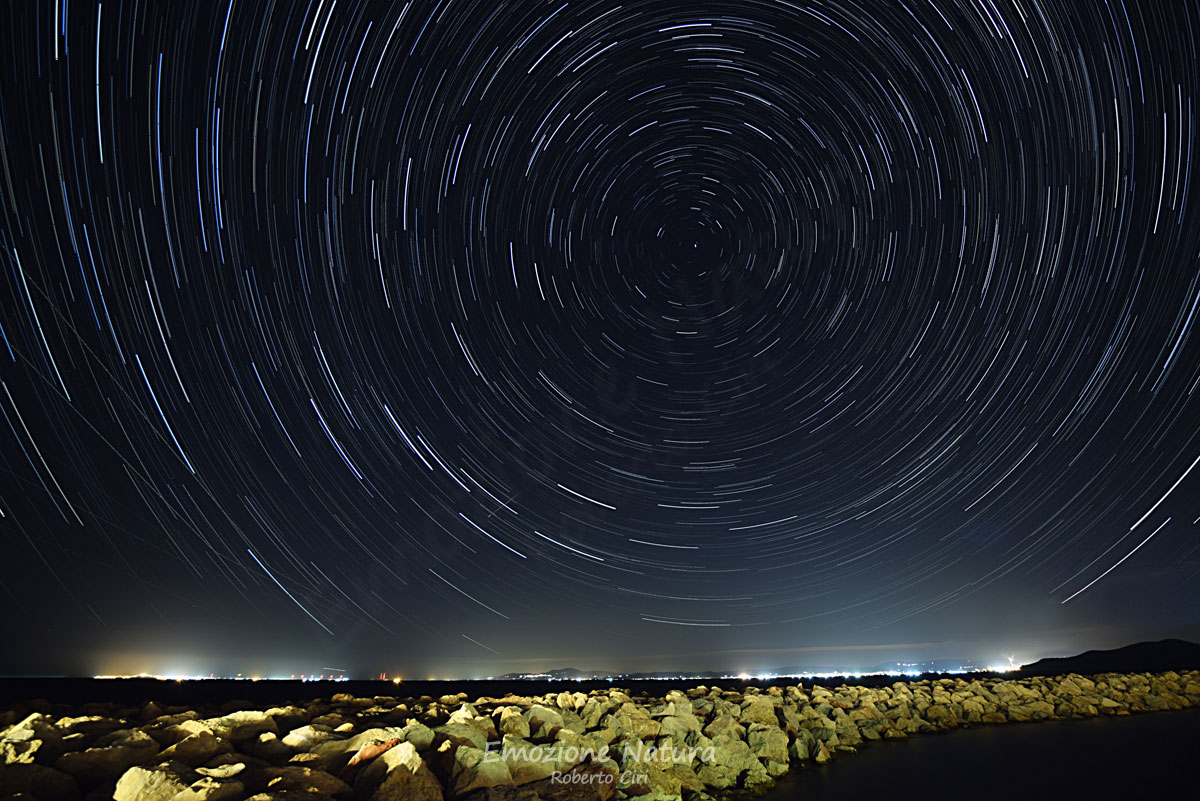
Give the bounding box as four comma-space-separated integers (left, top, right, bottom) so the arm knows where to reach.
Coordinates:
2, 670, 1199, 801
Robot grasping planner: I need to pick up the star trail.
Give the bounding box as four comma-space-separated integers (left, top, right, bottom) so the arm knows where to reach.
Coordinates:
1, 0, 1199, 677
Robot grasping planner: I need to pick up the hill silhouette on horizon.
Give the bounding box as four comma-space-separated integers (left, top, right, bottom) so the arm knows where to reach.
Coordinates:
1019, 639, 1200, 676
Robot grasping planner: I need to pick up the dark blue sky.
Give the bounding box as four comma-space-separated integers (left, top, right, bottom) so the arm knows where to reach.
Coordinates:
1, 0, 1198, 679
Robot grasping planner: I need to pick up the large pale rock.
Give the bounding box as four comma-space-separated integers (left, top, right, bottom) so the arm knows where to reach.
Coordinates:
655, 714, 699, 744
577, 699, 605, 730
281, 724, 341, 750
701, 715, 744, 741
265, 707, 310, 732
1007, 701, 1054, 722
312, 727, 406, 772
746, 723, 788, 763
550, 729, 600, 772
400, 722, 437, 753
496, 708, 531, 740
525, 706, 565, 740
169, 776, 245, 800
961, 699, 985, 723
246, 731, 294, 763
154, 720, 215, 747
738, 697, 779, 726
435, 723, 488, 751
158, 731, 231, 766
802, 714, 839, 742
345, 737, 402, 775
355, 741, 443, 801
260, 765, 351, 798
451, 744, 512, 796
495, 738, 557, 785
55, 728, 160, 782
113, 761, 192, 801
2, 738, 42, 765
526, 761, 618, 801
196, 763, 246, 779
206, 711, 278, 744
619, 756, 681, 798
695, 733, 766, 790
446, 705, 483, 727
2, 713, 65, 765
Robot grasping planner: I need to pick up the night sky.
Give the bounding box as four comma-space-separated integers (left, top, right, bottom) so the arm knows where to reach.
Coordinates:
1, 0, 1199, 680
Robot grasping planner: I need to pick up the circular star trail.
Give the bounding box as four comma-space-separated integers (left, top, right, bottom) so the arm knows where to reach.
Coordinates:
1, 0, 1199, 674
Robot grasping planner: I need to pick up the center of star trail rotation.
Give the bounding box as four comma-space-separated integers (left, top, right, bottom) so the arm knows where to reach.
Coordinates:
0, 0, 1198, 677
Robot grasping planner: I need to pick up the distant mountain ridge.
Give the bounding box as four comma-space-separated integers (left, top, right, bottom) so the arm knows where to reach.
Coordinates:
1018, 639, 1200, 676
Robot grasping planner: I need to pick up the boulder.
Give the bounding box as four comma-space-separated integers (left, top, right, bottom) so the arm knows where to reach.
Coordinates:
280, 724, 341, 750
525, 706, 564, 740
55, 715, 125, 740
655, 715, 698, 744
695, 733, 765, 790
312, 728, 406, 773
265, 707, 310, 732
400, 723, 437, 753
493, 738, 556, 785
737, 697, 778, 727
496, 707, 531, 741
344, 737, 401, 775
1007, 701, 1054, 722
246, 732, 293, 764
153, 720, 215, 747
700, 716, 744, 741
435, 723, 489, 751
54, 728, 160, 782
355, 741, 443, 801
530, 760, 618, 801
2, 713, 66, 765
259, 765, 352, 798
451, 744, 513, 795
0, 762, 80, 800
578, 700, 605, 730
206, 711, 278, 744
159, 731, 232, 766
802, 714, 839, 743
170, 776, 245, 800
113, 761, 193, 801
961, 699, 985, 723
746, 724, 788, 763
196, 763, 246, 779
2, 738, 43, 765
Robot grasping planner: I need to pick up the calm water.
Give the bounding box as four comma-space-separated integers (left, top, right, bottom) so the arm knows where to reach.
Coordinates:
766, 708, 1200, 801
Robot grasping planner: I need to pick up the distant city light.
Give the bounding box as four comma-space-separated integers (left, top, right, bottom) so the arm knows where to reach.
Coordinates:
92, 656, 1024, 684
92, 672, 350, 682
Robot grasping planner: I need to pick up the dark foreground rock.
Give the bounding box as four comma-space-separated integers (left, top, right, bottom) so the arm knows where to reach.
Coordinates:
2, 670, 1198, 801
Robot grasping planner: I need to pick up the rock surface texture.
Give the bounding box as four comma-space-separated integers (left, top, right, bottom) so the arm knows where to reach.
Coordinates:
2, 669, 1198, 801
